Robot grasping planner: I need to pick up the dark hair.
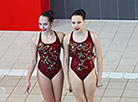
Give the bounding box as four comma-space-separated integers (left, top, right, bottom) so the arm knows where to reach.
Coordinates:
40, 10, 54, 23
71, 9, 86, 20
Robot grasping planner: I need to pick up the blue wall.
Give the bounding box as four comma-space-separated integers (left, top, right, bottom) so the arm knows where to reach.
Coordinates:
50, 0, 138, 20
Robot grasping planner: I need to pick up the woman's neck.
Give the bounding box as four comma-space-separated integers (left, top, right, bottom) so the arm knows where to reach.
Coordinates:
42, 28, 53, 36
75, 28, 87, 35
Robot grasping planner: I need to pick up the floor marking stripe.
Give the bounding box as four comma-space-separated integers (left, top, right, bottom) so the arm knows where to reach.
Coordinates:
0, 69, 138, 79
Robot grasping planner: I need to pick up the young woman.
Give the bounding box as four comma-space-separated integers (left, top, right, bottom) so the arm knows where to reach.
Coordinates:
25, 10, 64, 102
63, 9, 103, 102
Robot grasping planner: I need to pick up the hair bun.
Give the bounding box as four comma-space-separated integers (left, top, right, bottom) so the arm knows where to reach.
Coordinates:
47, 10, 54, 16
78, 9, 86, 16
71, 9, 86, 20
40, 10, 55, 23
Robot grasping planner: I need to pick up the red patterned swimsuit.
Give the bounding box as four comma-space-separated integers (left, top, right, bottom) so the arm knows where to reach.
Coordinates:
37, 31, 62, 80
69, 30, 95, 80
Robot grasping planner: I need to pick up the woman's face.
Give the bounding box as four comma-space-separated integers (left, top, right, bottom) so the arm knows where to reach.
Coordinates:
71, 15, 85, 32
39, 16, 51, 31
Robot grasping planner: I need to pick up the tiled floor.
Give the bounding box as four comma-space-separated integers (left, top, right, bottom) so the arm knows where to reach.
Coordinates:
0, 20, 138, 102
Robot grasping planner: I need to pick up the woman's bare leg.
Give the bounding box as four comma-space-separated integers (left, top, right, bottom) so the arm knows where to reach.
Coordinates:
84, 69, 97, 102
52, 69, 64, 102
37, 70, 55, 102
70, 69, 86, 102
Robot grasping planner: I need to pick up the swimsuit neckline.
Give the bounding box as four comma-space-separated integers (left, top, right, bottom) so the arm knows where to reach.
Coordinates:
40, 31, 58, 45
72, 30, 89, 44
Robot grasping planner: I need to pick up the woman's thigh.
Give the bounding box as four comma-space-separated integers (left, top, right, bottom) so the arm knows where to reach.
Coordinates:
70, 69, 86, 102
52, 69, 64, 102
84, 68, 97, 102
37, 69, 55, 102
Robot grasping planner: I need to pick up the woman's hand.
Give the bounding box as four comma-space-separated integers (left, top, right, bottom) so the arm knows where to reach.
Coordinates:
25, 80, 31, 94
65, 81, 72, 93
92, 53, 96, 62
96, 78, 103, 87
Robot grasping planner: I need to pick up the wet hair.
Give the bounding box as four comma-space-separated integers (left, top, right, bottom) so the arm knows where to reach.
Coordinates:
40, 10, 54, 23
71, 9, 86, 20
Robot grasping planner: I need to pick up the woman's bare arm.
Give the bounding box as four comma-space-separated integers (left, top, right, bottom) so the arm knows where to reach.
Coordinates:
91, 32, 103, 87
56, 32, 65, 48
63, 34, 72, 91
26, 34, 38, 81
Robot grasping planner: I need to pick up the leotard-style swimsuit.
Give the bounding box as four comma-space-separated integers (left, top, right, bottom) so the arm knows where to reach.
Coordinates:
37, 31, 62, 80
69, 30, 95, 80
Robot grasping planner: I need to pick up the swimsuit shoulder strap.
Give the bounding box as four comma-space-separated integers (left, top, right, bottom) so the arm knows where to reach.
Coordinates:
38, 32, 42, 43
70, 31, 74, 42
88, 30, 94, 46
53, 31, 60, 43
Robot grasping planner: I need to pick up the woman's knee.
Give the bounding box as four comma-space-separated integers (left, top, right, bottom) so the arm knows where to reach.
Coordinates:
55, 98, 61, 102
44, 98, 55, 102
87, 99, 94, 102
76, 97, 87, 102
86, 97, 94, 102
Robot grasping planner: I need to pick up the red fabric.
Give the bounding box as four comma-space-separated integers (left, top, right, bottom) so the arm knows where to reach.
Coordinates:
0, 0, 49, 31
69, 30, 95, 80
37, 31, 62, 79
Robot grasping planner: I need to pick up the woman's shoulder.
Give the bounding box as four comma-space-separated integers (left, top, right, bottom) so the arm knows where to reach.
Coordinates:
56, 31, 65, 38
32, 33, 39, 41
64, 33, 72, 40
88, 30, 101, 46
31, 32, 40, 45
63, 33, 72, 45
89, 31, 99, 40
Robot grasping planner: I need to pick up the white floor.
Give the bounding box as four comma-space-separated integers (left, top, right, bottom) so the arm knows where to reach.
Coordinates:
0, 20, 138, 102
